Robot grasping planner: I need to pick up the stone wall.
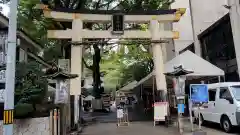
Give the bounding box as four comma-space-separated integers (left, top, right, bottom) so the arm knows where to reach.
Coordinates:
0, 117, 50, 135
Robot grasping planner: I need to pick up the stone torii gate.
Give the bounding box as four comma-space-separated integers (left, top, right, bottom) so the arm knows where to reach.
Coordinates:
38, 4, 185, 126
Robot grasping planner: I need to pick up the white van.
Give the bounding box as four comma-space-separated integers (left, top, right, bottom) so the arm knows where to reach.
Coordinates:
193, 82, 240, 132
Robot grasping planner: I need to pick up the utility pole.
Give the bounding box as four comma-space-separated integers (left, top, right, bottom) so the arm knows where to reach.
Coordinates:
228, 0, 240, 78
3, 0, 18, 135
189, 0, 201, 56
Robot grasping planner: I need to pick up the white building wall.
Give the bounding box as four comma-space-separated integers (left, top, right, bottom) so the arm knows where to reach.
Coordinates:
171, 0, 229, 54
0, 117, 51, 135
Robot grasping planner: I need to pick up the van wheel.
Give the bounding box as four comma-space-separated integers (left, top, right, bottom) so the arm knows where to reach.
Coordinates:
221, 116, 232, 133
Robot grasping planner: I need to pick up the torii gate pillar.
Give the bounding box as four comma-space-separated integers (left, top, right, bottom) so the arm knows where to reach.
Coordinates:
150, 19, 168, 100
70, 18, 83, 125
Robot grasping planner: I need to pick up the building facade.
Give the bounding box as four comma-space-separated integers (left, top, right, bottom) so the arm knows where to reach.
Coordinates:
171, 0, 239, 82
171, 0, 228, 55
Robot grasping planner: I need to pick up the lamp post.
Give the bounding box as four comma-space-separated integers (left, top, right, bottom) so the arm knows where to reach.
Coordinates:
164, 65, 193, 135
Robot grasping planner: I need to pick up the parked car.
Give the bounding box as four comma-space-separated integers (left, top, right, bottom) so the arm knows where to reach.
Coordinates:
193, 82, 240, 133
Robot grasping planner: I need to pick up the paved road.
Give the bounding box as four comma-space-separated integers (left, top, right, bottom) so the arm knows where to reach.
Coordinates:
83, 104, 239, 135
91, 105, 153, 123
91, 111, 117, 123
81, 121, 239, 135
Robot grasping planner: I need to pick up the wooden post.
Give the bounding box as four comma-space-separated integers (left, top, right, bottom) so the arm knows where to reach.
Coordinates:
49, 110, 53, 135
153, 76, 155, 102
54, 109, 57, 135
58, 109, 61, 135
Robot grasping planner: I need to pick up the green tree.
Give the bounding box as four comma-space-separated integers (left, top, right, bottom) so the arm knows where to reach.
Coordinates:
101, 44, 154, 89
18, 0, 66, 62
14, 61, 48, 117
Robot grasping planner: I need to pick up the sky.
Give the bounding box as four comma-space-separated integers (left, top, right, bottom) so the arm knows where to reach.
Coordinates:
0, 4, 9, 17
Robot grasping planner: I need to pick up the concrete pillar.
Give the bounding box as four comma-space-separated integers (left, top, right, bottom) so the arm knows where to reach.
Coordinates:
228, 0, 240, 79
150, 19, 167, 101
189, 0, 202, 56
70, 18, 83, 125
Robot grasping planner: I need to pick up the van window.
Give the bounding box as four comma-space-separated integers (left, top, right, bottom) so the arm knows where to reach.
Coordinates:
219, 88, 232, 99
208, 89, 216, 101
231, 85, 240, 101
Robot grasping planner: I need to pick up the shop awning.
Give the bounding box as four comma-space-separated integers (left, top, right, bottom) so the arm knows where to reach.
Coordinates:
165, 50, 224, 76
134, 50, 224, 88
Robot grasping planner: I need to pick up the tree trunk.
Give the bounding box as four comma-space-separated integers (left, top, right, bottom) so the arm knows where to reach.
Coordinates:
92, 44, 103, 99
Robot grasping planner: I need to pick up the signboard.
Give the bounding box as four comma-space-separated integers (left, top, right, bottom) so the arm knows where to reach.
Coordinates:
190, 84, 208, 103
55, 81, 68, 104
58, 59, 70, 72
112, 14, 124, 35
117, 109, 124, 118
153, 102, 168, 121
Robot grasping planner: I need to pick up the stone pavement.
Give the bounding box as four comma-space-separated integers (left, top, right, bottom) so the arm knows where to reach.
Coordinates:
81, 121, 238, 135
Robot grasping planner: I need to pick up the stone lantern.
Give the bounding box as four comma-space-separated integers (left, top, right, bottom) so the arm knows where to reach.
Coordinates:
45, 65, 78, 135
164, 65, 193, 135
45, 66, 78, 104
164, 65, 193, 101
